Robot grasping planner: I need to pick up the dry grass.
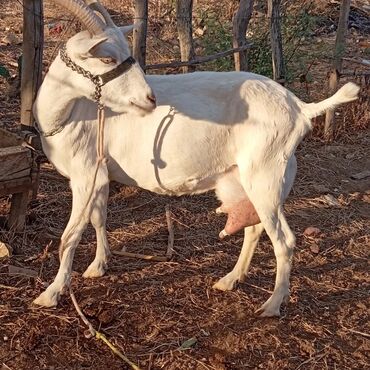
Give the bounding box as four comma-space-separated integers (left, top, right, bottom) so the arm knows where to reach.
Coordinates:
0, 1, 369, 369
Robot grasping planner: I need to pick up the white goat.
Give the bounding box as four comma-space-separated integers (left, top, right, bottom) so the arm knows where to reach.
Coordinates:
33, 0, 360, 316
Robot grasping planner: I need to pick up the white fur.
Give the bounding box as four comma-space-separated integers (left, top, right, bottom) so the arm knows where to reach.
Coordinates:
32, 27, 359, 316
215, 167, 246, 206
302, 82, 360, 118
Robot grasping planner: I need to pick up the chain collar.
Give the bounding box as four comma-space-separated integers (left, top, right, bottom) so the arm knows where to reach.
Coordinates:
38, 44, 136, 137
60, 44, 104, 110
36, 124, 66, 138
59, 44, 136, 109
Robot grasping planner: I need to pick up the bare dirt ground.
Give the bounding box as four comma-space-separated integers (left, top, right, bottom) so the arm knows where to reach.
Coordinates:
0, 1, 369, 369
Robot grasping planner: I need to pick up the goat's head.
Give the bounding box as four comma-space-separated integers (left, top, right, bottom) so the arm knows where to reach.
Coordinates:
53, 0, 156, 115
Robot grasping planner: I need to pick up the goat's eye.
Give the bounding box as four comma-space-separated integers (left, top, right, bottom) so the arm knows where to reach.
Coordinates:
100, 57, 116, 64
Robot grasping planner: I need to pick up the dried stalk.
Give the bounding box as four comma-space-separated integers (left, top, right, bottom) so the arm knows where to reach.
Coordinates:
165, 204, 174, 259
69, 288, 141, 370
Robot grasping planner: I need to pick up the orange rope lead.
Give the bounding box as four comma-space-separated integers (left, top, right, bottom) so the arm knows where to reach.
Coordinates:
97, 107, 105, 161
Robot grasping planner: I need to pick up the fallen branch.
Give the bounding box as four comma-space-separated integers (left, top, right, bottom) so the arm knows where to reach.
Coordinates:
112, 250, 168, 262
145, 44, 252, 70
342, 57, 370, 68
165, 205, 174, 259
69, 288, 141, 370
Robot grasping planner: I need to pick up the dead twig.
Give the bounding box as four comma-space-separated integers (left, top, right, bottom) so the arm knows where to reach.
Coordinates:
112, 250, 168, 262
0, 284, 20, 290
343, 327, 370, 339
69, 288, 141, 370
295, 353, 327, 370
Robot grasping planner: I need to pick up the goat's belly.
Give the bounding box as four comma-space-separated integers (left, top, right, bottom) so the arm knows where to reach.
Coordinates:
109, 158, 236, 196
150, 173, 220, 196
111, 168, 220, 196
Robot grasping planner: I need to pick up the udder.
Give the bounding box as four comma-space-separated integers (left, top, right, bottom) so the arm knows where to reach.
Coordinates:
217, 198, 260, 238
215, 166, 260, 238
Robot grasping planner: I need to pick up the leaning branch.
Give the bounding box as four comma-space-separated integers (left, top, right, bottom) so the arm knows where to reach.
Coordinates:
145, 44, 252, 70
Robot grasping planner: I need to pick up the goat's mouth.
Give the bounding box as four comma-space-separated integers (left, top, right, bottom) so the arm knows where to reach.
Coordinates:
129, 98, 156, 113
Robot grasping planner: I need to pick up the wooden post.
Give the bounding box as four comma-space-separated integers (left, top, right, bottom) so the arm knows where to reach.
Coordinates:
233, 0, 254, 71
20, 0, 43, 132
133, 0, 148, 69
176, 0, 195, 73
8, 192, 30, 231
267, 0, 285, 82
324, 0, 351, 141
15, 0, 43, 229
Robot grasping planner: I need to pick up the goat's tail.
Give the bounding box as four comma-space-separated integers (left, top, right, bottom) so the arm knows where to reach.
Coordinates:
302, 82, 360, 119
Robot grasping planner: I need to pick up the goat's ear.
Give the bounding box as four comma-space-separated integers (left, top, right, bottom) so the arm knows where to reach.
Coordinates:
120, 24, 137, 35
79, 37, 108, 59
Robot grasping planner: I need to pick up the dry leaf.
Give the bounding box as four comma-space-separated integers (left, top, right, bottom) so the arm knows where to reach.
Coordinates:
179, 337, 197, 350
309, 243, 320, 254
303, 227, 321, 237
1, 32, 22, 45
350, 170, 370, 180
8, 265, 38, 277
0, 242, 12, 258
322, 194, 341, 207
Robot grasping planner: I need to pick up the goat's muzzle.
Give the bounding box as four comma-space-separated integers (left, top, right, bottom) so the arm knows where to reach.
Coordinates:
147, 93, 157, 107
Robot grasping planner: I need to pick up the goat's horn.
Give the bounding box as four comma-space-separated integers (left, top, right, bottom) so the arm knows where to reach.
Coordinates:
85, 0, 116, 28
53, 0, 105, 35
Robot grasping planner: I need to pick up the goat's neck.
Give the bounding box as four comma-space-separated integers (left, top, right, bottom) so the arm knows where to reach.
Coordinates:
33, 57, 81, 132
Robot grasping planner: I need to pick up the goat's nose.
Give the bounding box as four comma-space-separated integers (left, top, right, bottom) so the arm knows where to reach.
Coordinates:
147, 93, 157, 107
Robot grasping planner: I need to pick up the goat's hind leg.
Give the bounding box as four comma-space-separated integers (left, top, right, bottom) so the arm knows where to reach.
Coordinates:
83, 183, 110, 278
240, 167, 296, 317
213, 223, 264, 291
254, 206, 295, 317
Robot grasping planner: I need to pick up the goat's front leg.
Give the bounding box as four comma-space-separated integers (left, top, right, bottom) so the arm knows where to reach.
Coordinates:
83, 182, 110, 278
33, 172, 108, 307
213, 223, 264, 291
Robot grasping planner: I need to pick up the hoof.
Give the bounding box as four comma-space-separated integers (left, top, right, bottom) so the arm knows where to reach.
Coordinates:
255, 293, 289, 317
219, 229, 230, 239
213, 276, 236, 291
216, 207, 224, 214
33, 290, 60, 308
255, 305, 280, 317
83, 260, 107, 278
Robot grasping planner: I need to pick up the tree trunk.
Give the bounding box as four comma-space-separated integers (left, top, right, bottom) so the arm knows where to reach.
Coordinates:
176, 0, 195, 73
233, 0, 254, 71
21, 0, 43, 131
133, 0, 148, 69
324, 0, 351, 141
267, 0, 285, 83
